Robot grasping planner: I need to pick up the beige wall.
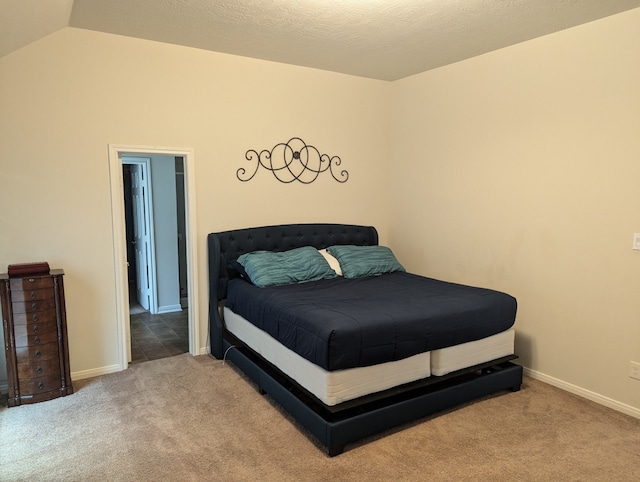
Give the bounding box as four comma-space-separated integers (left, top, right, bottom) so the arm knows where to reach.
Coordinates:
0, 28, 391, 381
2, 9, 639, 416
390, 9, 640, 412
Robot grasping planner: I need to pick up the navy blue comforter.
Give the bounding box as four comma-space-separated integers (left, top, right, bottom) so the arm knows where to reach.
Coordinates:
226, 271, 516, 371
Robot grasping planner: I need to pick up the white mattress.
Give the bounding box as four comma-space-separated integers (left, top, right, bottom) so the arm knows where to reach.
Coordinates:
224, 307, 515, 406
430, 328, 515, 376
224, 307, 431, 406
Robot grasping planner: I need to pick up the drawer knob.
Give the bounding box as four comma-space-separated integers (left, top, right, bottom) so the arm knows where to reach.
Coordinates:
33, 325, 39, 334
35, 350, 42, 358
34, 336, 40, 345
37, 382, 44, 390
28, 278, 35, 283
32, 314, 38, 322
36, 366, 43, 374
31, 302, 37, 311
30, 291, 36, 299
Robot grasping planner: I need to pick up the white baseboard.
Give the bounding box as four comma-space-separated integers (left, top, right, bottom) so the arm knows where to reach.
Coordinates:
523, 367, 640, 419
71, 364, 122, 381
72, 350, 210, 381
156, 304, 183, 314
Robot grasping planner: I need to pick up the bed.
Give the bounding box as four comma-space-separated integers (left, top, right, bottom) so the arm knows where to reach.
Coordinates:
208, 223, 522, 456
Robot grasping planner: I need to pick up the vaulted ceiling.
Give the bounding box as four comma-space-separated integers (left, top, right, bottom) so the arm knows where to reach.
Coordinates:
2, 0, 639, 80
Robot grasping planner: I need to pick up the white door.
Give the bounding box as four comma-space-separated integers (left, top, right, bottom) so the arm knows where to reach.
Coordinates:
127, 160, 155, 312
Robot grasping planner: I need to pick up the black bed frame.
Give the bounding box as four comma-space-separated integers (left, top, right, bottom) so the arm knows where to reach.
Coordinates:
208, 223, 523, 456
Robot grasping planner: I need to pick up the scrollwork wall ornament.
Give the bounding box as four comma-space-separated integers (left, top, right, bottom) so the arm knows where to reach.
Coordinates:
237, 137, 349, 184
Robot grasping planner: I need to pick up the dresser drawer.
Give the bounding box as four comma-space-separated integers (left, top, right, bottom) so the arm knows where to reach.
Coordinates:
12, 308, 57, 325
14, 320, 58, 340
14, 328, 59, 348
11, 298, 57, 314
19, 375, 62, 395
17, 357, 61, 380
16, 342, 60, 363
10, 287, 55, 302
9, 276, 54, 290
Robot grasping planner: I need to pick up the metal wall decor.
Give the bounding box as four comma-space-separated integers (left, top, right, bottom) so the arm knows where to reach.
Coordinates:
237, 137, 349, 184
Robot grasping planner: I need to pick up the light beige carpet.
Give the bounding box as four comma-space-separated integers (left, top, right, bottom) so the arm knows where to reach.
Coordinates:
1, 353, 638, 481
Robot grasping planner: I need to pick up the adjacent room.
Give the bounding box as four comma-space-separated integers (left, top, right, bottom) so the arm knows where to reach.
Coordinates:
1, 0, 639, 478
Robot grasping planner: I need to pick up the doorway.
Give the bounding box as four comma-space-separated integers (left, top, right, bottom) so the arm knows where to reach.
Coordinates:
108, 145, 199, 371
121, 156, 188, 363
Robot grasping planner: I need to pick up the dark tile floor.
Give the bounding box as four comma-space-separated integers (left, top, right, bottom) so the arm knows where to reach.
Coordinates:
129, 308, 189, 365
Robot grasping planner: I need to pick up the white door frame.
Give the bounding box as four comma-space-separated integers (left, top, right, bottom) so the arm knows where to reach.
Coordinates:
108, 144, 200, 371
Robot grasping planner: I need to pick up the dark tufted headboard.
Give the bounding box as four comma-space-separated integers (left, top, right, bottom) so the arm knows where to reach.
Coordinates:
207, 223, 378, 358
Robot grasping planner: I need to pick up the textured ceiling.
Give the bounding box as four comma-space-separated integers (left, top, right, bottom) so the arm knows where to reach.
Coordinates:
2, 0, 639, 80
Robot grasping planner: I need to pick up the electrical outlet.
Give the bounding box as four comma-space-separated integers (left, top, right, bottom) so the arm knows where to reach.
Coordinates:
630, 361, 640, 381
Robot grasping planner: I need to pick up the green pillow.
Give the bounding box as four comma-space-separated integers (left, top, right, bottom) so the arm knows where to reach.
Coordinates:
326, 245, 405, 279
237, 246, 337, 287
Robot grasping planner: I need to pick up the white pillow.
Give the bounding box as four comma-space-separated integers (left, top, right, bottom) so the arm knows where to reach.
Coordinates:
318, 248, 342, 276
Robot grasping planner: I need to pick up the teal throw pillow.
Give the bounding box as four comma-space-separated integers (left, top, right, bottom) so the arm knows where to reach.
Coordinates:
237, 246, 337, 287
326, 245, 405, 279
